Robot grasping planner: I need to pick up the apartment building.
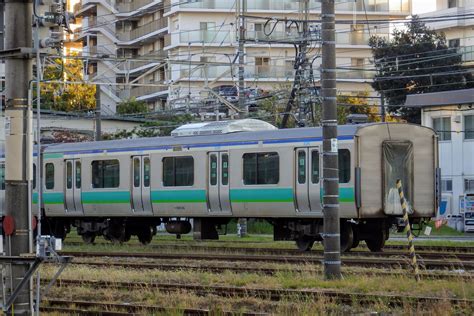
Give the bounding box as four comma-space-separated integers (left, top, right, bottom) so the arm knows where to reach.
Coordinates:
74, 0, 412, 112
423, 0, 474, 50
75, 0, 168, 113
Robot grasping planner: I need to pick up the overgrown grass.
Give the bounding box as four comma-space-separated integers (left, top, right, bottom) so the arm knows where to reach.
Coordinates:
40, 264, 474, 315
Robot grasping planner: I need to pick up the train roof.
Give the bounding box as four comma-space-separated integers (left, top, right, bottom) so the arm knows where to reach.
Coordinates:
0, 123, 432, 158
41, 124, 361, 154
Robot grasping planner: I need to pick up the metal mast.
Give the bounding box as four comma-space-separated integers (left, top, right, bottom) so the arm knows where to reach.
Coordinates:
3, 0, 34, 313
321, 0, 341, 279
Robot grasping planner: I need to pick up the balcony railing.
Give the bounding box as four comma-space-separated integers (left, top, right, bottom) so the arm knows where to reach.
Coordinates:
118, 19, 167, 42
174, 0, 410, 13
461, 45, 474, 63
130, 84, 167, 98
116, 0, 162, 13
117, 51, 168, 72
180, 29, 233, 44
179, 64, 374, 81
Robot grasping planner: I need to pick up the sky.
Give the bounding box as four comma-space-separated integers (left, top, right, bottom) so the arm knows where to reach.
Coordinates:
412, 0, 437, 14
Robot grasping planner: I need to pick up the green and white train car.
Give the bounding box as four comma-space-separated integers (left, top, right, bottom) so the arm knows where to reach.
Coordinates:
0, 120, 439, 251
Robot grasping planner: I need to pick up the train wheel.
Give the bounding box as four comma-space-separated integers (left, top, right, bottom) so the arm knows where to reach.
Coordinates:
351, 224, 360, 249
137, 226, 154, 245
295, 236, 314, 252
365, 229, 387, 252
81, 233, 96, 244
340, 222, 354, 253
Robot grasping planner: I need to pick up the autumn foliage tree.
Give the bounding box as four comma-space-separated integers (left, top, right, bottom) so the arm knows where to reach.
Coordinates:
369, 16, 472, 123
40, 54, 96, 112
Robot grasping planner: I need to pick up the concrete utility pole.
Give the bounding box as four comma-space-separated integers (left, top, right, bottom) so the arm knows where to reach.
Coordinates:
321, 0, 341, 279
4, 0, 34, 313
95, 86, 101, 140
381, 92, 386, 122
237, 0, 246, 115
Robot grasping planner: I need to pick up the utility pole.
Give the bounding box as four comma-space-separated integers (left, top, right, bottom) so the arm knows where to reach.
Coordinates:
321, 0, 341, 279
238, 0, 246, 115
297, 0, 310, 126
95, 86, 101, 140
4, 0, 34, 313
381, 92, 386, 122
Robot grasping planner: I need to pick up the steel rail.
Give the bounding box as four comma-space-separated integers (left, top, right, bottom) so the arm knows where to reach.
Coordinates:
59, 251, 474, 270
46, 279, 474, 308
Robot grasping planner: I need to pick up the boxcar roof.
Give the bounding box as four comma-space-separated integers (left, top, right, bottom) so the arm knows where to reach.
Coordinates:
43, 124, 363, 154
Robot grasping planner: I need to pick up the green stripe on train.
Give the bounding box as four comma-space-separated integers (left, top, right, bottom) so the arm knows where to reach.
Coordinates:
82, 191, 130, 204
151, 190, 206, 203
43, 153, 64, 159
321, 187, 355, 203
43, 192, 64, 205
230, 188, 294, 203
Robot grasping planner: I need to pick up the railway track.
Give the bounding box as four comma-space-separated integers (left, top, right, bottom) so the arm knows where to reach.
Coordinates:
64, 259, 473, 281
41, 298, 266, 316
60, 250, 474, 270
63, 240, 474, 254
64, 243, 474, 261
47, 279, 474, 309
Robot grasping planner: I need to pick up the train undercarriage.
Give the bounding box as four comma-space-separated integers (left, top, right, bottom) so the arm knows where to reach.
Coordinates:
40, 214, 423, 252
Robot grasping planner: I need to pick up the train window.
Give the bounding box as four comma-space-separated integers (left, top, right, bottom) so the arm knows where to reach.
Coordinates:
143, 157, 150, 187
45, 163, 55, 190
76, 161, 82, 189
338, 149, 351, 183
163, 156, 194, 187
33, 163, 36, 189
91, 160, 120, 188
0, 164, 4, 190
133, 158, 140, 188
243, 152, 279, 185
222, 154, 229, 185
298, 151, 306, 184
311, 150, 320, 183
210, 155, 217, 186
66, 161, 73, 189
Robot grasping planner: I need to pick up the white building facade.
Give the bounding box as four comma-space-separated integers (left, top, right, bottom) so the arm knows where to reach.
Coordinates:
75, 0, 413, 112
406, 89, 474, 220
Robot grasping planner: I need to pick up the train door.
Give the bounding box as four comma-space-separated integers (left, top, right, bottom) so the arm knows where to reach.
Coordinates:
131, 155, 152, 213
0, 163, 5, 215
64, 159, 83, 213
295, 147, 321, 213
207, 152, 231, 213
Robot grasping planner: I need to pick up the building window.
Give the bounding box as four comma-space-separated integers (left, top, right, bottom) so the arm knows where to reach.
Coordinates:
163, 156, 194, 187
448, 38, 460, 48
448, 0, 457, 8
243, 152, 279, 185
338, 149, 351, 183
442, 179, 453, 192
91, 160, 120, 188
45, 163, 55, 190
465, 115, 474, 140
0, 163, 4, 190
433, 117, 451, 141
465, 179, 474, 193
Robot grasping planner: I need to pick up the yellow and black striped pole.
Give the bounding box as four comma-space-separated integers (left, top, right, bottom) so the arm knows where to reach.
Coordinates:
396, 179, 421, 282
